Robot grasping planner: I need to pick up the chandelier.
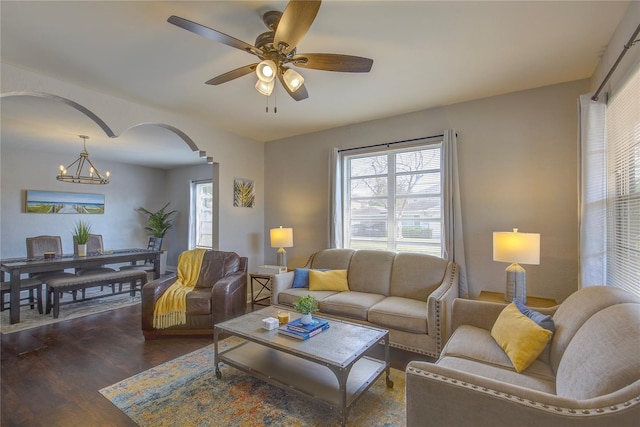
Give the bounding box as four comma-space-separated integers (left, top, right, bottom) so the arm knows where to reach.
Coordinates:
57, 135, 110, 184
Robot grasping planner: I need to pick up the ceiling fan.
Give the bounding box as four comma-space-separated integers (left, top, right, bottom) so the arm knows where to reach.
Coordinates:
168, 0, 373, 102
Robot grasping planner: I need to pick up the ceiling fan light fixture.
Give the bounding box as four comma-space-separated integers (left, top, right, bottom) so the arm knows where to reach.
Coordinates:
255, 78, 275, 96
283, 68, 304, 92
256, 60, 277, 82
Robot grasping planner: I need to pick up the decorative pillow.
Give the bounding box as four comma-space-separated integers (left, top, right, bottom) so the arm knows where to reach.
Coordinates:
513, 299, 556, 333
309, 269, 349, 292
491, 302, 553, 372
291, 268, 329, 288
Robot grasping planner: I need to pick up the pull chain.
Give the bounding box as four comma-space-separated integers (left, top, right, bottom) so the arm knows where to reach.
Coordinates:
274, 86, 277, 114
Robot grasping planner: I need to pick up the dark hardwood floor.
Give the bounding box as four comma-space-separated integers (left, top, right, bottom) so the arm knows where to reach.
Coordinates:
1, 304, 432, 427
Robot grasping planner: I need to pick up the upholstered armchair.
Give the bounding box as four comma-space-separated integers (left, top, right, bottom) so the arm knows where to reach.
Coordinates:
141, 250, 247, 339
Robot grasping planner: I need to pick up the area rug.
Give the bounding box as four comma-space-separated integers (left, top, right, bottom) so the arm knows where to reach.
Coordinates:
1, 287, 140, 334
100, 338, 406, 427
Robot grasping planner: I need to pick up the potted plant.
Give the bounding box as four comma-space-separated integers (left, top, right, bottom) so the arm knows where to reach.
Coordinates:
293, 294, 319, 325
73, 220, 91, 256
137, 202, 177, 274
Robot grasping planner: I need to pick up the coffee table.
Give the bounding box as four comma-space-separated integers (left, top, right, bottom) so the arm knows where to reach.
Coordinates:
214, 306, 393, 426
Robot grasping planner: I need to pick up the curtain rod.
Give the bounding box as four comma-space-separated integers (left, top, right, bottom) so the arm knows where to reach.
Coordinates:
338, 133, 445, 153
592, 23, 640, 102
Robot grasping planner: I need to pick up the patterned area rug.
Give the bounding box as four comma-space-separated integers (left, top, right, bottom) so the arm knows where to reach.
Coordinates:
0, 287, 140, 334
100, 338, 406, 427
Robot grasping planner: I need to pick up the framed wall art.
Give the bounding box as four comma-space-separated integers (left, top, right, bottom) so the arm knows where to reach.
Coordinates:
25, 190, 105, 214
233, 178, 255, 208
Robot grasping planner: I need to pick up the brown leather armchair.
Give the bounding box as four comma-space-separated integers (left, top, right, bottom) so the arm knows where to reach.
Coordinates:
141, 250, 247, 339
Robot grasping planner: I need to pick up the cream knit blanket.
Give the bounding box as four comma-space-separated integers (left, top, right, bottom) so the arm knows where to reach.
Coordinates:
153, 249, 206, 329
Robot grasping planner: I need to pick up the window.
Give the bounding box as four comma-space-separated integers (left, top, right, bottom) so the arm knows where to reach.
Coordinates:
605, 65, 640, 296
190, 180, 213, 249
342, 139, 443, 256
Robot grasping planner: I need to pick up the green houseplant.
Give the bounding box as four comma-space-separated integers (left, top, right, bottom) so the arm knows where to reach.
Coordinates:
137, 202, 177, 239
73, 220, 91, 256
293, 294, 319, 325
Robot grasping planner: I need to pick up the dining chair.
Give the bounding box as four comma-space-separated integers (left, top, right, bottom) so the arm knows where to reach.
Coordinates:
75, 234, 118, 293
0, 277, 43, 314
119, 237, 162, 275
26, 235, 76, 297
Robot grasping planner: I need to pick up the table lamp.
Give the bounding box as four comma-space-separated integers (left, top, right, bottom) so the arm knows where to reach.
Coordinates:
493, 228, 540, 304
270, 226, 293, 267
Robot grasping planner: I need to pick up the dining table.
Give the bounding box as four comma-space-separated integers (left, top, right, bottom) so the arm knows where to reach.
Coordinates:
1, 248, 161, 324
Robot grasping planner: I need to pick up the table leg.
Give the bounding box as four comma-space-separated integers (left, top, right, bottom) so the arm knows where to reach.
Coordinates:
214, 327, 222, 379
384, 334, 394, 388
9, 272, 21, 324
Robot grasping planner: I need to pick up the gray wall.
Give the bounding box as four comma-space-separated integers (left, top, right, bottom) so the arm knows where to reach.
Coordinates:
265, 79, 589, 303
0, 146, 166, 258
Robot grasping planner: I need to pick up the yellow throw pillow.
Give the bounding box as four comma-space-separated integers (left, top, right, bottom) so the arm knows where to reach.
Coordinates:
309, 269, 349, 292
491, 302, 553, 372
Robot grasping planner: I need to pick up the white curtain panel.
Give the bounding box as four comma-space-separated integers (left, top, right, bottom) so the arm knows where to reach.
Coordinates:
442, 130, 469, 298
329, 147, 343, 248
578, 94, 607, 287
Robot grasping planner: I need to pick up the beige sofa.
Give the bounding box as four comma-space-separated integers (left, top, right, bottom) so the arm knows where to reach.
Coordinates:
405, 286, 640, 426
272, 249, 459, 357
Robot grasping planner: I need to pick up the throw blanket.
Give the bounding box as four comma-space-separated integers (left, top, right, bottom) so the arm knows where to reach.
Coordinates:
153, 249, 207, 329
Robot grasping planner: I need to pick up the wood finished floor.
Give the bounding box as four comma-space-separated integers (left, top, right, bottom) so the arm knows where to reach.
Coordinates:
1, 303, 432, 427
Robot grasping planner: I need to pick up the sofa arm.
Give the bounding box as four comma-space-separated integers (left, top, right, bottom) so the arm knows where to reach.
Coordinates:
141, 275, 177, 330
211, 271, 247, 324
426, 261, 459, 351
271, 271, 295, 305
405, 361, 640, 427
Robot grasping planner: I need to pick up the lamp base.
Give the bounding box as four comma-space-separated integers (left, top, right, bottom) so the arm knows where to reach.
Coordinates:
505, 262, 527, 304
276, 247, 287, 267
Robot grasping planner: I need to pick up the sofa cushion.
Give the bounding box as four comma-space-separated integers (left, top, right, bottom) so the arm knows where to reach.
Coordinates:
549, 285, 639, 373
442, 325, 556, 380
309, 269, 349, 292
185, 289, 211, 315
277, 288, 338, 307
310, 249, 355, 270
556, 303, 640, 400
491, 303, 553, 372
389, 253, 448, 300
347, 250, 394, 296
291, 268, 328, 288
368, 296, 428, 334
319, 291, 385, 321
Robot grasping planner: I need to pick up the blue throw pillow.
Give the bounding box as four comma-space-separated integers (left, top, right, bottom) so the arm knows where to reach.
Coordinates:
291, 268, 329, 288
513, 299, 556, 333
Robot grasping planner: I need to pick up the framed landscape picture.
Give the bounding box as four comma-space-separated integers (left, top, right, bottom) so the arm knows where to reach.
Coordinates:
25, 190, 105, 214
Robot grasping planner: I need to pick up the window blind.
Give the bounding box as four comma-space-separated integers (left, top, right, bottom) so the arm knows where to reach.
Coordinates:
605, 64, 640, 296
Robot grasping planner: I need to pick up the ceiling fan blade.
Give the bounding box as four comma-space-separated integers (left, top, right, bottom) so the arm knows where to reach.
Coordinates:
277, 72, 309, 101
168, 15, 261, 56
274, 0, 321, 55
291, 53, 373, 72
205, 64, 258, 85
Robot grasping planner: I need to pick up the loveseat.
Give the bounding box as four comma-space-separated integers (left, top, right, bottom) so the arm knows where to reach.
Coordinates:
272, 249, 459, 357
141, 250, 247, 339
405, 285, 640, 426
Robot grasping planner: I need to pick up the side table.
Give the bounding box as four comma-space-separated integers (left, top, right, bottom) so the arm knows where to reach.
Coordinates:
478, 291, 557, 308
249, 273, 272, 311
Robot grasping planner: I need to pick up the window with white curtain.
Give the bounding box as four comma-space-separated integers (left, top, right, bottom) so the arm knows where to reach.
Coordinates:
341, 138, 443, 256
605, 64, 640, 296
189, 180, 213, 249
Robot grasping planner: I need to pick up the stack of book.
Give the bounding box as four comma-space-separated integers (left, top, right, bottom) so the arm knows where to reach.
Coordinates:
278, 317, 330, 340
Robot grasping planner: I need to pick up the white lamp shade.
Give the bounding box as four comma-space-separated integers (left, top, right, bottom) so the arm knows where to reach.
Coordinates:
270, 226, 293, 248
493, 230, 540, 265
256, 60, 277, 82
255, 79, 274, 96
283, 68, 304, 92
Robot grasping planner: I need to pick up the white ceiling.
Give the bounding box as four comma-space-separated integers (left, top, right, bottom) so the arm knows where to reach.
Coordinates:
0, 1, 630, 168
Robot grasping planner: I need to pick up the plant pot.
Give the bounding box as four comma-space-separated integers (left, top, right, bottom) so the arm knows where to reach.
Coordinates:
160, 250, 167, 275
77, 244, 87, 257
300, 313, 313, 325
